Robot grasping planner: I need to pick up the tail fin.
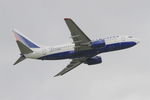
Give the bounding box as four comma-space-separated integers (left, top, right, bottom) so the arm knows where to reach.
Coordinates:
13, 29, 39, 65
13, 42, 32, 65
13, 29, 40, 48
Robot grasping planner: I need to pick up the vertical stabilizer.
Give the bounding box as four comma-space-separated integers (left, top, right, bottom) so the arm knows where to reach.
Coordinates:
13, 29, 38, 65
13, 29, 40, 48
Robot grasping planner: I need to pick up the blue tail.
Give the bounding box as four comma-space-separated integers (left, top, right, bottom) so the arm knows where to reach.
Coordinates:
13, 29, 40, 48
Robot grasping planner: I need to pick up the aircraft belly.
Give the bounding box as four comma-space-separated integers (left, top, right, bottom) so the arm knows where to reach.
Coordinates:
73, 50, 98, 58
99, 41, 136, 53
38, 49, 98, 60
38, 51, 75, 60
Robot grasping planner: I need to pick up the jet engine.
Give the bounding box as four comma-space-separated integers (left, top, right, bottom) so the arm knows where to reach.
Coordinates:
85, 56, 102, 65
91, 39, 105, 49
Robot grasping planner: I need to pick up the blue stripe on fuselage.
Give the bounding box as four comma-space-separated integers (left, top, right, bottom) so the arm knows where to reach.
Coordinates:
38, 41, 136, 60
99, 41, 136, 53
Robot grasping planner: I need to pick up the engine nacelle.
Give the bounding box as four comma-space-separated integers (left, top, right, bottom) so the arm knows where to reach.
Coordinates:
91, 39, 105, 49
85, 56, 102, 65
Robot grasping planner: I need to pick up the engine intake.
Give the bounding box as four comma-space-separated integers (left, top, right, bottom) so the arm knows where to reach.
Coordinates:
91, 39, 105, 49
85, 56, 102, 65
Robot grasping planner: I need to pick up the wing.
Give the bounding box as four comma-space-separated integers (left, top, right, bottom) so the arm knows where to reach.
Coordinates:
54, 58, 87, 77
64, 18, 92, 51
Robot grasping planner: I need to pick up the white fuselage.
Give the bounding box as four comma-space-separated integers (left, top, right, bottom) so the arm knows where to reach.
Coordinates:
24, 35, 139, 59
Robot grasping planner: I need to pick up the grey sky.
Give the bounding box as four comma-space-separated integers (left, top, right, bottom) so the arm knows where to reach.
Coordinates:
0, 0, 150, 100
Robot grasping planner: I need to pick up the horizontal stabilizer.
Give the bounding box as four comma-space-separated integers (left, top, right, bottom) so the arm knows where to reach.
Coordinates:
13, 55, 26, 65
16, 41, 33, 54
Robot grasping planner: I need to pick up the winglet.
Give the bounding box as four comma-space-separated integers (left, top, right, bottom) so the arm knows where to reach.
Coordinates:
64, 18, 72, 20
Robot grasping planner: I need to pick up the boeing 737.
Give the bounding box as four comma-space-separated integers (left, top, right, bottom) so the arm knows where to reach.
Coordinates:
13, 18, 139, 77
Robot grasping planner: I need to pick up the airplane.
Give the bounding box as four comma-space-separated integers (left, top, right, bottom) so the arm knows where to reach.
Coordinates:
13, 18, 139, 77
